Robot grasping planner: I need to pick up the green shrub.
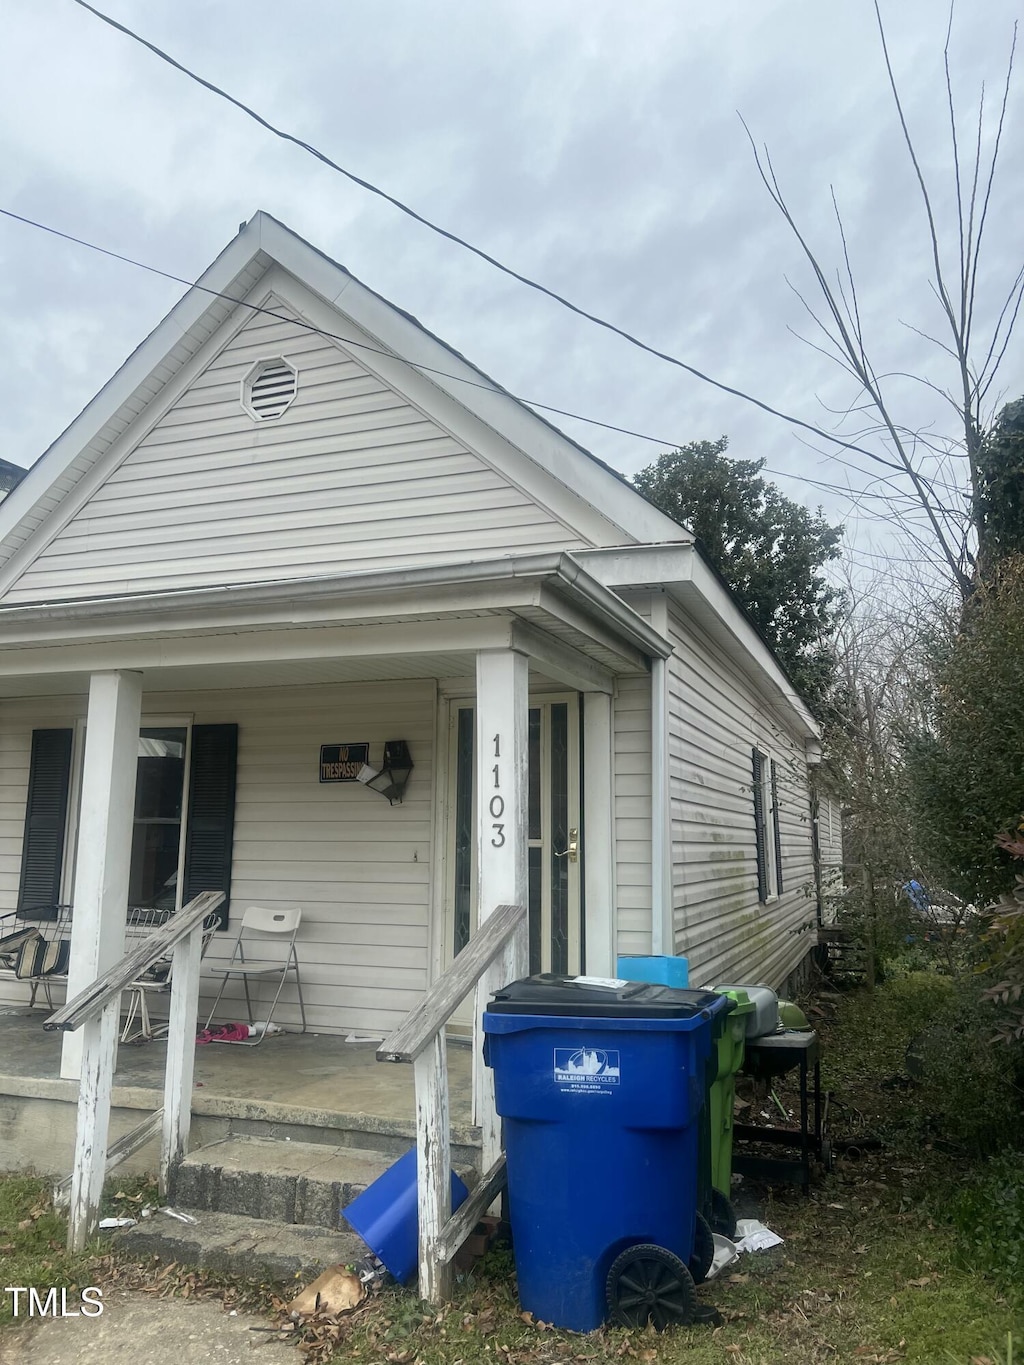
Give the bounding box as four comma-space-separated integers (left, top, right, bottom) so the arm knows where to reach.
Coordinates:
902, 978, 1024, 1156
950, 1151, 1024, 1287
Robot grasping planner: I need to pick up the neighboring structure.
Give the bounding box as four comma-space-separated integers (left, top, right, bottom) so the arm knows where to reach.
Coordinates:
0, 212, 827, 1054
0, 457, 25, 502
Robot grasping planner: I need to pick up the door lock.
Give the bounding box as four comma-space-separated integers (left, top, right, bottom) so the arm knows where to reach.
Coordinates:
555, 828, 579, 863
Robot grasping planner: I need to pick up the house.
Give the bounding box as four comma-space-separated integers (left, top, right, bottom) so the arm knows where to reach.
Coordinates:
0, 211, 824, 1057
0, 457, 25, 501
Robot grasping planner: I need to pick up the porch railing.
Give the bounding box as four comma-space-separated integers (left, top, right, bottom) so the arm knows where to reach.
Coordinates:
44, 889, 225, 1251
377, 900, 526, 1303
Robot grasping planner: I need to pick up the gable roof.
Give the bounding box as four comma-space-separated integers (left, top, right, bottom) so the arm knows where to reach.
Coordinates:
0, 459, 25, 496
0, 212, 690, 580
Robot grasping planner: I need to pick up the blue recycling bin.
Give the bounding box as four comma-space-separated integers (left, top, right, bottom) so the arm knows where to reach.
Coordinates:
483, 975, 726, 1332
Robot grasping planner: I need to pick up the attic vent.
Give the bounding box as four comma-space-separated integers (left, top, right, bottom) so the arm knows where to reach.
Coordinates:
242, 357, 298, 421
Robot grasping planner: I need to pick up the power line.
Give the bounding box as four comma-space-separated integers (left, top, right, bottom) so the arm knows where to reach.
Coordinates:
1, 203, 895, 512
67, 0, 915, 480
0, 205, 673, 451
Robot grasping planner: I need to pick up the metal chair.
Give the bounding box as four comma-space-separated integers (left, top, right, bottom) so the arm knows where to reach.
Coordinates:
203, 906, 306, 1044
121, 909, 221, 1044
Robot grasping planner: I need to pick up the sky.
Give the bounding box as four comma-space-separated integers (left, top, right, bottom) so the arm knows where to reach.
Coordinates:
2, 0, 1022, 592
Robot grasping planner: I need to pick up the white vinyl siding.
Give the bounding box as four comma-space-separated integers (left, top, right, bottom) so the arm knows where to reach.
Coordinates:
5, 301, 585, 603
666, 602, 816, 989
816, 789, 845, 913
613, 673, 652, 957
0, 680, 434, 1036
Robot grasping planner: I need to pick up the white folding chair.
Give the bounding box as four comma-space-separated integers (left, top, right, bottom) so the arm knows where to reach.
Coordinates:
204, 906, 306, 1045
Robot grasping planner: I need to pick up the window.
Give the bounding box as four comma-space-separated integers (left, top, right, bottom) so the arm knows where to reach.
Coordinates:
18, 723, 238, 930
752, 748, 784, 901
130, 728, 187, 910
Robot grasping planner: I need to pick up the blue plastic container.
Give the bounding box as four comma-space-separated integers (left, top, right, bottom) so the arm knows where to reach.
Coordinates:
617, 954, 689, 988
342, 1147, 469, 1285
484, 974, 725, 1332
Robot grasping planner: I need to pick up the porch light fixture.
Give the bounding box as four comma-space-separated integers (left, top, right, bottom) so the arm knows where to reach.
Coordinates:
356, 740, 414, 805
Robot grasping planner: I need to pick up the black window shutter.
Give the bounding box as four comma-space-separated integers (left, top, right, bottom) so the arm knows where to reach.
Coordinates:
751, 748, 768, 903
183, 724, 238, 930
18, 729, 73, 911
771, 761, 784, 895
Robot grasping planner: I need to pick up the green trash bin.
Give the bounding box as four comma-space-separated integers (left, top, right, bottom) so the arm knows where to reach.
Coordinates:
709, 989, 755, 1211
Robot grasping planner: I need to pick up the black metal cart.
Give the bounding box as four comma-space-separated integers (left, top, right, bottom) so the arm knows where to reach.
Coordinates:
731, 1029, 831, 1188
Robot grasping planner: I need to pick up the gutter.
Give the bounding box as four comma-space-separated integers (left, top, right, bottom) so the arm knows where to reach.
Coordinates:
0, 552, 672, 663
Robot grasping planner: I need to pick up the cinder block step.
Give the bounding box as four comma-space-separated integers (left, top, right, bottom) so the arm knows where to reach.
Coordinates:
117, 1207, 367, 1283
171, 1135, 398, 1231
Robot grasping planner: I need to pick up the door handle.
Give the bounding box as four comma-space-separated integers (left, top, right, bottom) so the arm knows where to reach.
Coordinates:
554, 828, 579, 863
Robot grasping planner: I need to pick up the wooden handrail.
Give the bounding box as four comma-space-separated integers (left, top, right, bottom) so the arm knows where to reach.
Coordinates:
43, 890, 224, 1032
377, 901, 526, 1063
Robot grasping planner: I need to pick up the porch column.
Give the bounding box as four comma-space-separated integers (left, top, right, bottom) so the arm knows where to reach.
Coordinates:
472, 648, 529, 1171
582, 690, 616, 975
61, 671, 142, 1080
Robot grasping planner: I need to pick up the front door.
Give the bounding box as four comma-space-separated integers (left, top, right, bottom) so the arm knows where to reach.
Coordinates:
445, 694, 581, 1016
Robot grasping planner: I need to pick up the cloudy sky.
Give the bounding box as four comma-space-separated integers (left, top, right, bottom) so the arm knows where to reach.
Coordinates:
2, 0, 1022, 588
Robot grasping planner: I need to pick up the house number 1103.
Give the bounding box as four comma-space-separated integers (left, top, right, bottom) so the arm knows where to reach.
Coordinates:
490, 732, 505, 847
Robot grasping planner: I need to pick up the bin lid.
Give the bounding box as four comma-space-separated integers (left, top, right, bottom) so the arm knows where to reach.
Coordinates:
718, 987, 756, 1015
488, 972, 725, 1019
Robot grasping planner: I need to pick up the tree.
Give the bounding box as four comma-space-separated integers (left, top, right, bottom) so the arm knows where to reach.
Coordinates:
976, 395, 1024, 574
633, 437, 843, 713
743, 3, 1022, 597
906, 554, 1024, 904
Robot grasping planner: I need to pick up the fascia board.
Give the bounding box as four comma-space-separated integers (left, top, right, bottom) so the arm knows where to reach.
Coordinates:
0, 550, 666, 681
0, 617, 523, 681
0, 278, 274, 601
0, 228, 270, 549
255, 214, 690, 547
572, 543, 820, 740
1, 210, 688, 579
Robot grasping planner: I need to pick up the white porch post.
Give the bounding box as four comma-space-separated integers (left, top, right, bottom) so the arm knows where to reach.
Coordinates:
472, 647, 528, 1172
61, 671, 142, 1081
582, 690, 616, 975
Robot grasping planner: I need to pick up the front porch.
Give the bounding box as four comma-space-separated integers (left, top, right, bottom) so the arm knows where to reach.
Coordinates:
0, 1009, 476, 1178
0, 553, 671, 1278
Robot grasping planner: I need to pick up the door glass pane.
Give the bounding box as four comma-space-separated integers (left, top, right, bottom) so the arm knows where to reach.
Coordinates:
131, 728, 186, 909
549, 703, 569, 975
528, 845, 542, 974
453, 708, 475, 956
528, 709, 541, 840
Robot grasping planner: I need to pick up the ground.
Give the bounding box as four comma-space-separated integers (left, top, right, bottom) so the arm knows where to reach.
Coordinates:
2, 975, 1021, 1365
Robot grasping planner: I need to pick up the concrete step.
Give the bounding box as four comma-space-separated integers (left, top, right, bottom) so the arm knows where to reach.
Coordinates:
117, 1206, 367, 1284
171, 1135, 398, 1231
171, 1134, 478, 1233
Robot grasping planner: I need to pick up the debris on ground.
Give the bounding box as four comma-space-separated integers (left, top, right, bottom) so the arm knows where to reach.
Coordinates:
286, 1264, 366, 1318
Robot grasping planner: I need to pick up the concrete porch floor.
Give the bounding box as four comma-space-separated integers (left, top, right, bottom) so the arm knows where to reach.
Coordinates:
0, 1008, 477, 1177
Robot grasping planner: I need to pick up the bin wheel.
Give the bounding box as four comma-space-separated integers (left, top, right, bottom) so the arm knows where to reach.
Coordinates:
710, 1188, 738, 1240
820, 1138, 834, 1173
605, 1243, 696, 1330
689, 1212, 715, 1285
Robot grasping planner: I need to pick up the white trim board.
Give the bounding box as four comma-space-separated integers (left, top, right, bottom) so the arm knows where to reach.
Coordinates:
0, 213, 690, 589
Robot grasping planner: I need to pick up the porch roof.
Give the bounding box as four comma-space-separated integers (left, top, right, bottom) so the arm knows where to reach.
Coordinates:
0, 551, 668, 697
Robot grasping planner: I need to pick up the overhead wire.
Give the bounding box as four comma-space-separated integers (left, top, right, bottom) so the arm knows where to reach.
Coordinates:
1, 203, 918, 513
67, 0, 924, 480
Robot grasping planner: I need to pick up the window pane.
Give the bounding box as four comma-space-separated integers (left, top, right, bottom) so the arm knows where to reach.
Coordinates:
528, 845, 542, 975
453, 709, 475, 956
549, 703, 569, 975
528, 708, 541, 840
130, 727, 186, 908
